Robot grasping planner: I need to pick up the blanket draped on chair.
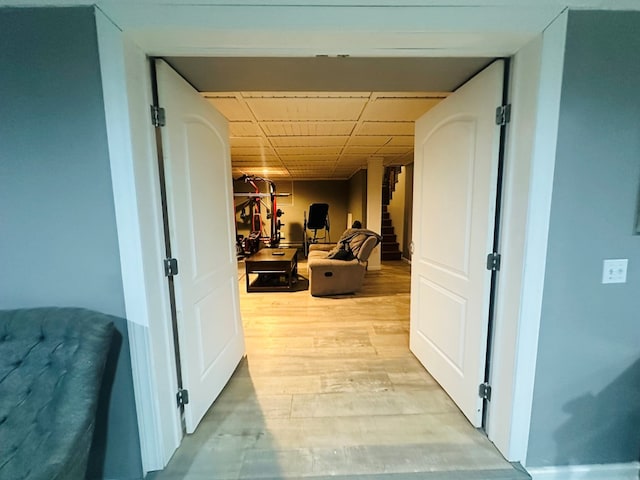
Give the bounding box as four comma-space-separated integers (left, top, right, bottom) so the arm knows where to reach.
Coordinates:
327, 228, 382, 261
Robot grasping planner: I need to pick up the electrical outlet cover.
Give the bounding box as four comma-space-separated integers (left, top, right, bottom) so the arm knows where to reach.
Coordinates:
602, 259, 628, 284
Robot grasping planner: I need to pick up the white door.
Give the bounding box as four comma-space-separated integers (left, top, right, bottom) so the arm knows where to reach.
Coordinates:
409, 60, 503, 426
156, 59, 245, 433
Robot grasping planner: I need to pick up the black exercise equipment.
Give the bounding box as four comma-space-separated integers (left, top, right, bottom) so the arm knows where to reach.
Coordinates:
234, 175, 288, 256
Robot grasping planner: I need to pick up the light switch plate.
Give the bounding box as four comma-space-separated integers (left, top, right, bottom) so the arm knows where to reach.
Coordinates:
602, 259, 628, 284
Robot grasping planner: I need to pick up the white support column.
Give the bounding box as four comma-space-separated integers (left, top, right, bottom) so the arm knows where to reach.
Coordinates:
366, 157, 383, 271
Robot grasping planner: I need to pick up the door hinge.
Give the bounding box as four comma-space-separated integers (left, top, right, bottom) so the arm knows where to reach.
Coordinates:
164, 257, 179, 277
478, 382, 492, 401
486, 252, 501, 271
176, 388, 190, 407
150, 105, 166, 127
495, 104, 511, 126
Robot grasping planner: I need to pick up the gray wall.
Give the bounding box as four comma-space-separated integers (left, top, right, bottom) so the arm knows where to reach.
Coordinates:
0, 7, 143, 479
527, 10, 640, 467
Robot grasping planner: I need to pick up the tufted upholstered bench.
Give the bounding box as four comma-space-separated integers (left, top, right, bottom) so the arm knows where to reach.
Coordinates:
0, 307, 114, 480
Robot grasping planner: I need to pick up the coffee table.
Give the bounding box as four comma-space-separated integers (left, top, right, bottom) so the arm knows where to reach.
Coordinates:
245, 248, 298, 292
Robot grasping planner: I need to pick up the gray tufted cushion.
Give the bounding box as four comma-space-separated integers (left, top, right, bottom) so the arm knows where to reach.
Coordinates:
0, 307, 114, 480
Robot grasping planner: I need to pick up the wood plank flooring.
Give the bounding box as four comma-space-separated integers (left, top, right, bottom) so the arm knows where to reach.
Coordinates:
148, 259, 529, 480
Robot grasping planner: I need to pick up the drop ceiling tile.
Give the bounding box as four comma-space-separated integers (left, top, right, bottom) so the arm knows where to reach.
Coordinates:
230, 122, 262, 136
282, 156, 336, 163
347, 136, 391, 146
342, 145, 381, 155
247, 97, 368, 121
275, 146, 343, 156
230, 137, 269, 147
358, 122, 415, 136
232, 156, 280, 164
206, 97, 254, 121
231, 146, 276, 156
376, 146, 413, 155
243, 92, 370, 98
261, 121, 356, 136
361, 98, 441, 121
233, 160, 282, 168
270, 136, 348, 147
279, 154, 337, 162
369, 92, 449, 100
234, 167, 284, 176
286, 171, 333, 177
286, 166, 331, 172
216, 91, 435, 180
236, 167, 291, 178
282, 161, 336, 168
289, 173, 333, 179
386, 136, 414, 147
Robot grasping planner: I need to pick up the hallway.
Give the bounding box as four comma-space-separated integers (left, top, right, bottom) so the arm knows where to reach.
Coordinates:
148, 260, 528, 479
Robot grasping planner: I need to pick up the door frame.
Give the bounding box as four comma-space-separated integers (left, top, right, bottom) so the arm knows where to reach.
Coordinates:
96, 6, 568, 473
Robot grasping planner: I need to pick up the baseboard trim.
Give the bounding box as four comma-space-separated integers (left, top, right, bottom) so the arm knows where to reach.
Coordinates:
527, 462, 640, 480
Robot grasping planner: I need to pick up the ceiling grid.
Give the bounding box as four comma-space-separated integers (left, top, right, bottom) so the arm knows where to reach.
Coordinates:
204, 91, 448, 179
167, 57, 495, 180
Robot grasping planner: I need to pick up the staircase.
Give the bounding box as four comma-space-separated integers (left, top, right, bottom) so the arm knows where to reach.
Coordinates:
381, 206, 402, 260
381, 166, 403, 261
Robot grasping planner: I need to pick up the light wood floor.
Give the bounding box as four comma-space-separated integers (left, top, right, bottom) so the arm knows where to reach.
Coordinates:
149, 259, 529, 480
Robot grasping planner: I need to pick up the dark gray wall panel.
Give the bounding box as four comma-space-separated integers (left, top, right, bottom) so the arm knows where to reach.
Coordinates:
0, 7, 143, 479
527, 10, 640, 467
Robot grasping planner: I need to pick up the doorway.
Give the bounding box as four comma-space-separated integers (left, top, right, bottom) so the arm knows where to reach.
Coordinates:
97, 8, 559, 471
149, 56, 511, 476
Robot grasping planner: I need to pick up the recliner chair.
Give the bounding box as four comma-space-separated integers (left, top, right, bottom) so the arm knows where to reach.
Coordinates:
307, 234, 379, 296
